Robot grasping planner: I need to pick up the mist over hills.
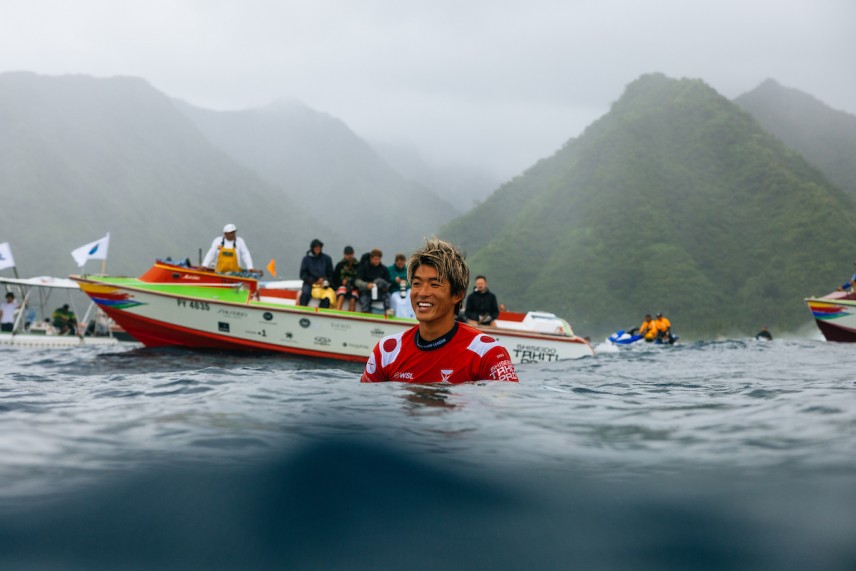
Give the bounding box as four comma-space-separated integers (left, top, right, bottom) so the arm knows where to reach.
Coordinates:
735, 78, 856, 199
0, 72, 327, 277
442, 73, 856, 339
175, 98, 459, 256
370, 141, 500, 211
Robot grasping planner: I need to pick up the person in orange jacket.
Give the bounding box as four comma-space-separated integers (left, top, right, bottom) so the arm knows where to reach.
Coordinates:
654, 312, 674, 343
639, 314, 657, 341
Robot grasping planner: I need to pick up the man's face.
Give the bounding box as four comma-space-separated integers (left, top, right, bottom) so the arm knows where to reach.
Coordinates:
410, 264, 463, 325
313, 245, 322, 255
474, 278, 487, 293
224, 231, 237, 241
344, 252, 354, 261
395, 259, 405, 269
370, 255, 381, 266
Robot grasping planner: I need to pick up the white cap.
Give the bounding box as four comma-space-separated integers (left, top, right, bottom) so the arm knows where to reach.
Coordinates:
223, 223, 237, 233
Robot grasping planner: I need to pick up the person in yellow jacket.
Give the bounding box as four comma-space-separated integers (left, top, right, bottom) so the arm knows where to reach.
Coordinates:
639, 314, 657, 341
202, 224, 256, 274
654, 312, 673, 343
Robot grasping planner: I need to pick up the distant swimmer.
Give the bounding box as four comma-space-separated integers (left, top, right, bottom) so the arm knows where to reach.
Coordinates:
361, 238, 518, 384
755, 326, 773, 341
202, 224, 256, 274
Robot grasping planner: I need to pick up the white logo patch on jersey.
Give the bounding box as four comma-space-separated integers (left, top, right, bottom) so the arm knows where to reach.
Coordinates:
365, 352, 376, 375
467, 334, 501, 357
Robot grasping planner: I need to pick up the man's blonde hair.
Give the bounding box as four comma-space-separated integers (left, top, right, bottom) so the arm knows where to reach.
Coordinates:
407, 238, 470, 312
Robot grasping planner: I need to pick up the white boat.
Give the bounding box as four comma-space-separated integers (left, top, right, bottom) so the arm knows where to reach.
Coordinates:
71, 262, 595, 363
0, 275, 136, 348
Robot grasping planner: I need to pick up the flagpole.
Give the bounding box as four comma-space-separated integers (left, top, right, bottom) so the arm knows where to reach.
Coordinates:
101, 259, 107, 275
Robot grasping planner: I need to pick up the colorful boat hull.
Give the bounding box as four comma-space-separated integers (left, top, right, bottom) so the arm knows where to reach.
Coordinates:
805, 293, 856, 342
72, 265, 594, 363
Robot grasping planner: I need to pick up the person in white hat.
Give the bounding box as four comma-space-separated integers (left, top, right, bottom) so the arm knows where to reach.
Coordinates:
201, 223, 256, 273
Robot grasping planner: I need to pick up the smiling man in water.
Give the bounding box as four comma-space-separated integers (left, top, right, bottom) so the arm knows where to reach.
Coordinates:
360, 238, 518, 383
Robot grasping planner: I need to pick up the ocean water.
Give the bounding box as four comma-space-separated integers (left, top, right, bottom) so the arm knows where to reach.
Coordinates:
0, 338, 854, 569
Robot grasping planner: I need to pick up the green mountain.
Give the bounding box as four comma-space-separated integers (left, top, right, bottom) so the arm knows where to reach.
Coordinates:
176, 99, 459, 256
0, 72, 328, 278
735, 79, 856, 199
442, 73, 856, 339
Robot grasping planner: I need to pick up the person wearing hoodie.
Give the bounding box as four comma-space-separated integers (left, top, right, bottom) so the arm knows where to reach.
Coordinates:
298, 239, 334, 307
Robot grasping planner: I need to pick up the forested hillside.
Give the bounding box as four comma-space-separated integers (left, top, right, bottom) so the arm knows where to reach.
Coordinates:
0, 72, 328, 277
735, 79, 856, 199
442, 74, 856, 339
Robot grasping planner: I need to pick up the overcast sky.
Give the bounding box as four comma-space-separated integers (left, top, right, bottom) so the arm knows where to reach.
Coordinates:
2, 0, 854, 179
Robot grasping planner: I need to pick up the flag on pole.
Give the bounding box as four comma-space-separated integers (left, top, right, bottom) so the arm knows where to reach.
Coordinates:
0, 242, 15, 271
266, 258, 277, 277
71, 233, 110, 268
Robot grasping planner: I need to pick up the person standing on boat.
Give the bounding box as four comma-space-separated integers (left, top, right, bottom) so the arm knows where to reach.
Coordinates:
1, 292, 17, 332
361, 238, 518, 384
298, 239, 334, 307
464, 275, 500, 327
202, 224, 255, 274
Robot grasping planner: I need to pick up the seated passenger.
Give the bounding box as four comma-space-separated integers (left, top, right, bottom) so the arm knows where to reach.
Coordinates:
639, 314, 657, 341
464, 275, 500, 327
333, 246, 360, 311
52, 304, 78, 336
298, 239, 334, 308
654, 312, 674, 343
355, 249, 391, 314
388, 253, 414, 318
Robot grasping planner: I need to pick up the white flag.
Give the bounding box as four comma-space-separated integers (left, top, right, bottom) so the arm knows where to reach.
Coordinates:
0, 242, 15, 271
71, 233, 110, 268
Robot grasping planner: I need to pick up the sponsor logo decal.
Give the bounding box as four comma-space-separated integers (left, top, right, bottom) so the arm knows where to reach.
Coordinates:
218, 322, 230, 333
263, 312, 273, 321
330, 322, 351, 331
314, 336, 331, 346
490, 360, 518, 380
370, 328, 385, 337
218, 308, 248, 318
299, 318, 311, 328
512, 344, 559, 363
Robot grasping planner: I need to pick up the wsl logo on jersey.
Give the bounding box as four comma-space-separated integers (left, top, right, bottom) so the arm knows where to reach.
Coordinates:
393, 371, 414, 380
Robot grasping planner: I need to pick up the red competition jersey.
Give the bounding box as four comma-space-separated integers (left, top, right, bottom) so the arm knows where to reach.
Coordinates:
360, 323, 519, 384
